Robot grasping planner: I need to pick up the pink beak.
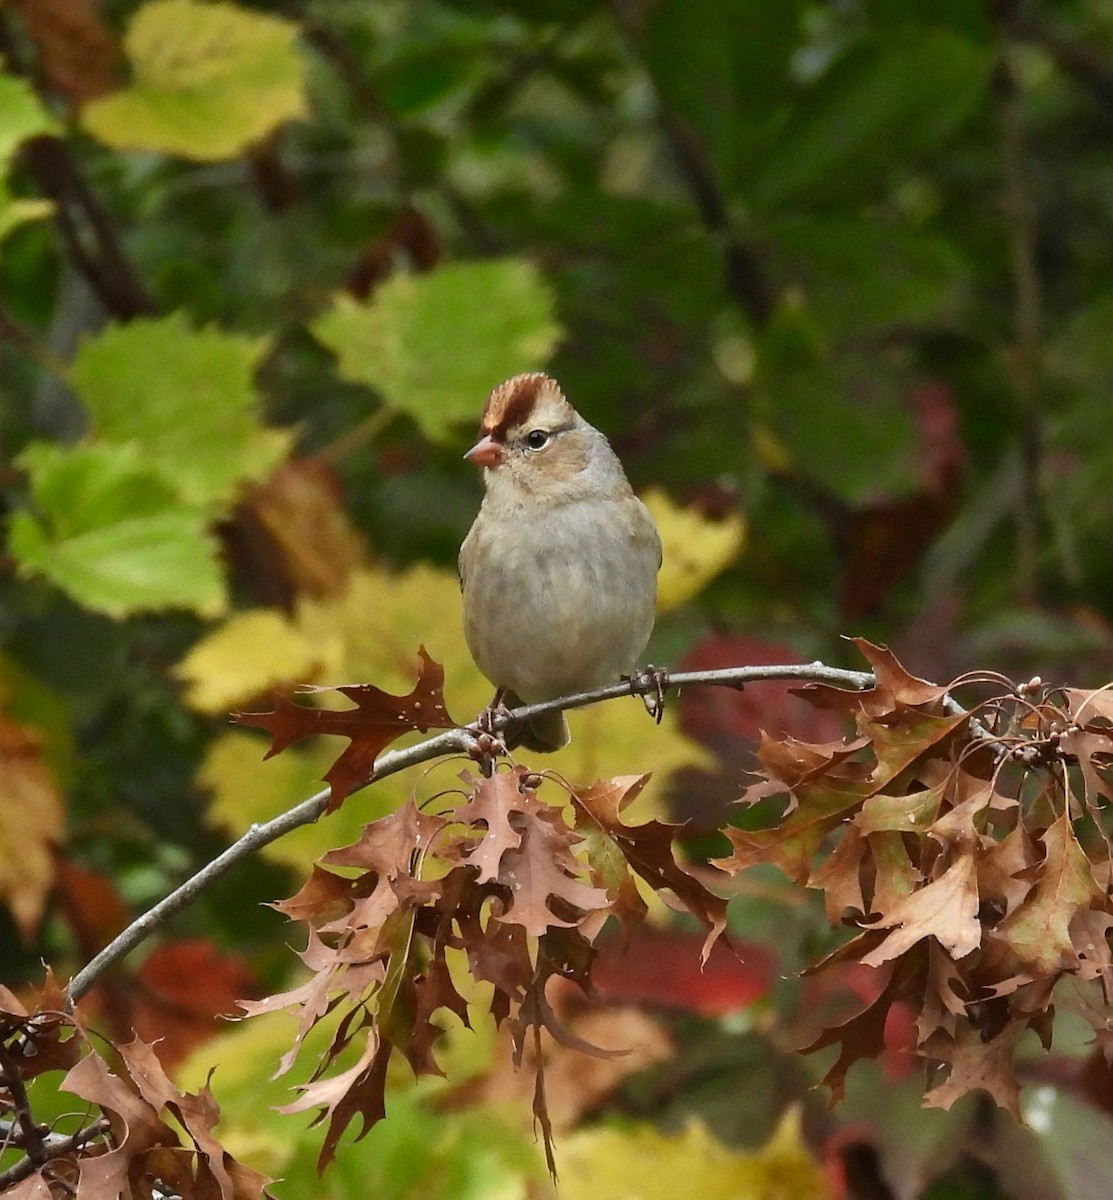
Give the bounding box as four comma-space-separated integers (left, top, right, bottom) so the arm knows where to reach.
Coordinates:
464, 434, 505, 468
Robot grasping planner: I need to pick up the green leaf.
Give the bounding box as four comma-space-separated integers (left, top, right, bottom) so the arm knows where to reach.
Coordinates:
80, 0, 307, 161
0, 186, 52, 249
0, 72, 60, 165
642, 0, 805, 187
70, 313, 289, 507
749, 31, 991, 211
756, 351, 921, 504
10, 442, 226, 618
767, 216, 967, 338
311, 259, 561, 441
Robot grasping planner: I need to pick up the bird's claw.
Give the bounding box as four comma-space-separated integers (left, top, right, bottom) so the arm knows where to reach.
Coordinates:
626, 665, 669, 724
468, 694, 512, 775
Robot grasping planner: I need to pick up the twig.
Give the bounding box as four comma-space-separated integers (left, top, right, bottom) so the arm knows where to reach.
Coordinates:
0, 1040, 49, 1176
22, 136, 158, 320
0, 1117, 111, 1190
65, 661, 875, 1004
0, 14, 156, 321
607, 0, 773, 327
993, 44, 1044, 604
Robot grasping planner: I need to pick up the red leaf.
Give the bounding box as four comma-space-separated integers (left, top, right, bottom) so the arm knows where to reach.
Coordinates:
131, 938, 258, 1069
52, 856, 131, 959
591, 929, 774, 1016
235, 646, 458, 811
678, 634, 847, 749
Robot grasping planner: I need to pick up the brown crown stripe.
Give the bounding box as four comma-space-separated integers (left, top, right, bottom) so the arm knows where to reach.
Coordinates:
481, 372, 555, 438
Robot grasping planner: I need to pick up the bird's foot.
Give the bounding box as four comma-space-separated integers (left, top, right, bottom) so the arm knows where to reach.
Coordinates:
468, 691, 512, 776
626, 665, 669, 724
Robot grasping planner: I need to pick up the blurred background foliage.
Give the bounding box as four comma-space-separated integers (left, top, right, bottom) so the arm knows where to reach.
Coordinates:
4, 0, 1113, 1196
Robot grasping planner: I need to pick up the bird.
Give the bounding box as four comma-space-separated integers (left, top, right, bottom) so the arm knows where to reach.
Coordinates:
459, 372, 662, 751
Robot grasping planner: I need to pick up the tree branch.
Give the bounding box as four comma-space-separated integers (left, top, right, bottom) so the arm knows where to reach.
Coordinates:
606, 0, 773, 328
0, 1117, 111, 1191
22, 136, 158, 320
993, 42, 1044, 604
66, 661, 875, 1004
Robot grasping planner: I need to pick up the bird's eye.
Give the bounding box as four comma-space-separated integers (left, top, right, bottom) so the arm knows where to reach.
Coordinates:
525, 429, 550, 450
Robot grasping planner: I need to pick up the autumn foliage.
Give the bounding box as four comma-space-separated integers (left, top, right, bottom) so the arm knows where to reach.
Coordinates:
717, 641, 1113, 1114
237, 668, 726, 1176
9, 636, 1113, 1193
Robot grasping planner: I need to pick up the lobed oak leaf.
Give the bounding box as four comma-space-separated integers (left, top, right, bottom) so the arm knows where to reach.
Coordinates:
0, 971, 82, 1079
1070, 908, 1113, 982
401, 950, 471, 1077
861, 851, 981, 966
1063, 686, 1113, 728
800, 959, 902, 1105
797, 639, 948, 718
922, 1021, 1024, 1117
116, 1037, 271, 1198
234, 646, 457, 811
456, 769, 531, 883
849, 639, 951, 710
807, 823, 867, 922
454, 886, 534, 1013
854, 778, 947, 835
320, 799, 447, 932
915, 940, 969, 1045
927, 772, 994, 849
996, 812, 1103, 975
976, 822, 1038, 920
755, 729, 868, 790
271, 864, 366, 926
867, 830, 922, 917
238, 929, 385, 1077
496, 807, 611, 938
62, 1043, 257, 1199
861, 708, 968, 789
1061, 726, 1113, 818
714, 780, 868, 885
572, 775, 727, 955
277, 1029, 391, 1173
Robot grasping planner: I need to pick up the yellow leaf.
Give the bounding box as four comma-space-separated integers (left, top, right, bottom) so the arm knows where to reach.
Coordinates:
81, 0, 307, 161
553, 1108, 828, 1200
199, 730, 424, 866
642, 488, 745, 612
294, 564, 492, 717
548, 702, 711, 822
190, 562, 709, 845
176, 609, 322, 714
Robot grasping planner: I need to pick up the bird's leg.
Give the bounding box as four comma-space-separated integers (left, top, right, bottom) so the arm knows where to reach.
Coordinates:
626, 665, 670, 725
469, 689, 512, 777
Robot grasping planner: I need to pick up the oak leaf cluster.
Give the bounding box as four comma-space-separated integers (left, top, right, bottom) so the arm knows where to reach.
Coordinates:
715, 640, 1113, 1112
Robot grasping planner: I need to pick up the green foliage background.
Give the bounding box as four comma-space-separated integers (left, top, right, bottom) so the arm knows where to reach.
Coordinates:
5, 1, 1113, 1197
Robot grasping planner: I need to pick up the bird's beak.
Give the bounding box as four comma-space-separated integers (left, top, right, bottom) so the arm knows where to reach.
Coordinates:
464, 434, 505, 468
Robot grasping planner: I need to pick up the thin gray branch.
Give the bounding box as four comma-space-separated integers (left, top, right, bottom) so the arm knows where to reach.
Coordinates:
65, 661, 875, 1004
0, 1117, 111, 1190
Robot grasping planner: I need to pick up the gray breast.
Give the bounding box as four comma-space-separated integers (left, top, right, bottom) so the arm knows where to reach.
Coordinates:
462, 498, 658, 702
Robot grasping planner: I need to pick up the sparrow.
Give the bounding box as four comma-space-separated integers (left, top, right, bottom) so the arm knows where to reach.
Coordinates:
459, 373, 661, 751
